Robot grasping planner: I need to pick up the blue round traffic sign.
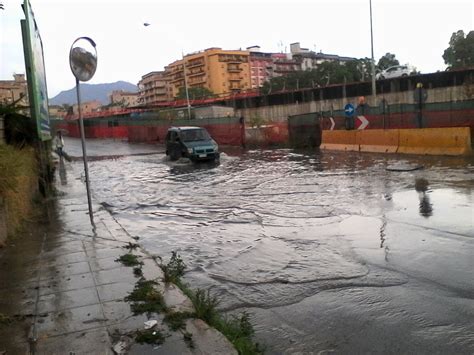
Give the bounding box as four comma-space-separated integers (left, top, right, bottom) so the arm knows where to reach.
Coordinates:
344, 103, 355, 117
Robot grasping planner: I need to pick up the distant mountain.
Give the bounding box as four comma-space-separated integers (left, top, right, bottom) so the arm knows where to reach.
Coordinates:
49, 81, 137, 105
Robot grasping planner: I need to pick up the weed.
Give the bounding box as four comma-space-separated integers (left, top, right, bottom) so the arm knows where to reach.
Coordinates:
133, 267, 143, 277
160, 251, 186, 284
183, 331, 195, 349
115, 253, 143, 267
135, 328, 165, 345
164, 311, 194, 331
214, 312, 265, 355
125, 279, 167, 315
123, 242, 139, 250
180, 286, 263, 354
190, 289, 219, 324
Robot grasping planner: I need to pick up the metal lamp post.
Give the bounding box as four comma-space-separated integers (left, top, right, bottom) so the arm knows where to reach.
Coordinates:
69, 37, 98, 228
370, 0, 376, 98
182, 51, 192, 119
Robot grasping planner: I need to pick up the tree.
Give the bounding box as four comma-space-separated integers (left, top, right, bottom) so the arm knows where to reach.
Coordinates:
443, 30, 474, 69
176, 87, 214, 100
261, 60, 365, 93
377, 53, 400, 71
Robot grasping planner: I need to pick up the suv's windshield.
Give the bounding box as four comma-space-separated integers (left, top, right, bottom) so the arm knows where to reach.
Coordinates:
180, 129, 210, 142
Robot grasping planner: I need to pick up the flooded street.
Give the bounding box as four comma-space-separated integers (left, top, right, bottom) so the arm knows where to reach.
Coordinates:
65, 138, 474, 353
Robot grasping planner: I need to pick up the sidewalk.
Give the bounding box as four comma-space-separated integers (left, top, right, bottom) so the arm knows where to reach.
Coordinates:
0, 158, 236, 354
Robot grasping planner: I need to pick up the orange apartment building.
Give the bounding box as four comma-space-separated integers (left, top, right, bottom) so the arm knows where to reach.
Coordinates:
165, 48, 252, 99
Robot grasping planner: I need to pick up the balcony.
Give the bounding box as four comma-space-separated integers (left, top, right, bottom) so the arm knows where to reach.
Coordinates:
186, 60, 205, 68
189, 76, 206, 85
154, 89, 168, 95
189, 70, 205, 77
218, 54, 248, 63
170, 77, 185, 85
227, 65, 242, 73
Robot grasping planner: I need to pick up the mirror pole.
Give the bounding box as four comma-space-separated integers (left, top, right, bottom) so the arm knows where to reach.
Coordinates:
75, 77, 95, 228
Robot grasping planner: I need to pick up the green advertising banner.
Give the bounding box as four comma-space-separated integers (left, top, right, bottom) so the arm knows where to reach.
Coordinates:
21, 0, 51, 141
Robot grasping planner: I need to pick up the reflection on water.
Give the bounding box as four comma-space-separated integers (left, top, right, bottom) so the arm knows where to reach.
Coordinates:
58, 157, 67, 186
415, 178, 433, 217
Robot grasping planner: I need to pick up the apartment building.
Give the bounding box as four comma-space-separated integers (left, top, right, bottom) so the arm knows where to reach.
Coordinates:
137, 71, 172, 106
72, 100, 101, 115
139, 43, 357, 98
109, 90, 139, 107
49, 105, 67, 118
290, 42, 356, 70
0, 74, 28, 105
270, 53, 301, 77
165, 48, 252, 98
247, 46, 273, 89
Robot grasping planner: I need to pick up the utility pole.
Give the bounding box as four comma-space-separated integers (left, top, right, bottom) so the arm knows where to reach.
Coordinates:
370, 0, 376, 98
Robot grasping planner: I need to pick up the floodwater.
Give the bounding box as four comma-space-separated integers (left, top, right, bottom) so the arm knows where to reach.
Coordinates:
65, 138, 474, 354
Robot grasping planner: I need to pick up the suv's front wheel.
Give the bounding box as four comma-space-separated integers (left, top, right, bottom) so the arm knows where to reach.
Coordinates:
169, 148, 181, 161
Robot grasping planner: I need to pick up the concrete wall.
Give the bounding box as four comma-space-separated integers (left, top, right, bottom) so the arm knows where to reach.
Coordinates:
194, 106, 235, 119
235, 84, 474, 123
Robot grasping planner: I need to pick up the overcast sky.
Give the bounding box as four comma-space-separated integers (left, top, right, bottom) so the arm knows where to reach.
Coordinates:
1, 0, 472, 97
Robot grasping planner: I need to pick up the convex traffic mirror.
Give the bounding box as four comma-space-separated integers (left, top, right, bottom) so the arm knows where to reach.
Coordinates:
69, 37, 97, 82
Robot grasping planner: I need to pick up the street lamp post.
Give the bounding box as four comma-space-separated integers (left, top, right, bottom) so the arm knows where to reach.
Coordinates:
370, 0, 376, 99
69, 37, 98, 228
182, 52, 192, 119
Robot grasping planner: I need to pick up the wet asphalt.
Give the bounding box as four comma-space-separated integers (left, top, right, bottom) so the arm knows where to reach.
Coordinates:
44, 138, 474, 353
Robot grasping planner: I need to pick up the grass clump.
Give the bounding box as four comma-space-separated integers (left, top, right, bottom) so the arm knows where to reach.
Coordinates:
125, 279, 167, 315
163, 311, 194, 331
183, 287, 263, 355
0, 145, 22, 194
0, 145, 38, 239
159, 251, 186, 284
115, 253, 143, 267
135, 328, 165, 345
214, 312, 265, 355
191, 289, 219, 324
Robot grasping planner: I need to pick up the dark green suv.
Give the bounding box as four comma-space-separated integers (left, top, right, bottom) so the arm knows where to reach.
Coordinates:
165, 126, 220, 162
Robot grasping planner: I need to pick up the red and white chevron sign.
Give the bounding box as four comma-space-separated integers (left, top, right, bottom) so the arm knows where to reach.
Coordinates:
356, 115, 369, 130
